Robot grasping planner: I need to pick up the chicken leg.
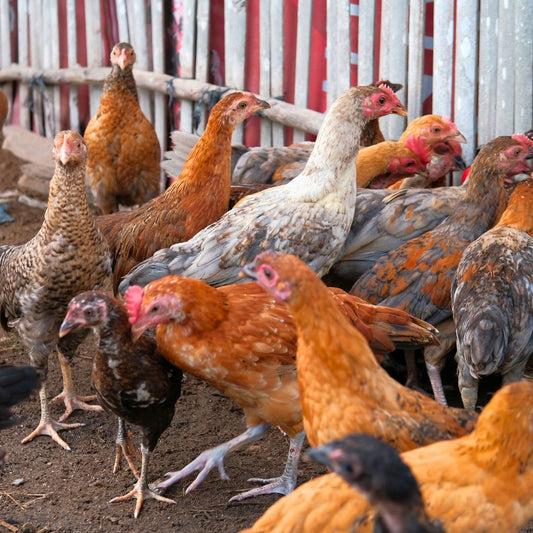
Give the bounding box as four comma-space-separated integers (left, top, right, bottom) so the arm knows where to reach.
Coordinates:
156, 423, 269, 494
50, 351, 103, 421
113, 418, 140, 477
110, 443, 176, 519
21, 383, 84, 451
229, 430, 306, 502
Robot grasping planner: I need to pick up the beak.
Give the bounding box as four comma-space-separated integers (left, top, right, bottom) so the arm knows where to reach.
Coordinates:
59, 317, 77, 338
252, 98, 271, 117
446, 132, 467, 144
239, 262, 258, 281
393, 104, 408, 117
453, 155, 467, 170
130, 323, 145, 343
416, 168, 430, 179
306, 443, 335, 468
525, 148, 533, 160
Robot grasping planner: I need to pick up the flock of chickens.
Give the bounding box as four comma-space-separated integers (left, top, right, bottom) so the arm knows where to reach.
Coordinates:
0, 41, 532, 532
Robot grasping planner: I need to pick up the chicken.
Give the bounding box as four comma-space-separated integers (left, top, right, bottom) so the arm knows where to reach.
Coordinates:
0, 130, 112, 450
124, 275, 437, 501
231, 80, 403, 186
118, 84, 407, 293
452, 177, 533, 409
59, 291, 182, 518
96, 91, 270, 292
240, 381, 533, 533
307, 434, 444, 533
350, 135, 533, 404
84, 42, 161, 214
0, 365, 40, 430
242, 252, 477, 452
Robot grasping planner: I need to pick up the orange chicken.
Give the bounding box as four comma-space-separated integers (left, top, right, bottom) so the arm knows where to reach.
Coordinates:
240, 381, 533, 533
124, 275, 437, 501
242, 252, 477, 451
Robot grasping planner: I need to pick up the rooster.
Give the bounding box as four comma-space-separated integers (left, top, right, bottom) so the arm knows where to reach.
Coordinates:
118, 83, 407, 293
59, 291, 182, 518
84, 42, 161, 214
0, 131, 112, 450
350, 135, 533, 403
124, 275, 435, 501
452, 177, 533, 409
242, 252, 477, 452
239, 381, 533, 533
96, 91, 269, 292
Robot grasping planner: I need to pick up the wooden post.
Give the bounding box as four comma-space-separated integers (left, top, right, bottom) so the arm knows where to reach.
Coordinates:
326, 0, 350, 108
259, 0, 272, 146
0, 0, 11, 107
43, 0, 61, 136
151, 1, 166, 154
357, 0, 375, 85
407, 0, 425, 122
454, 0, 478, 167
67, 0, 79, 132
432, 0, 454, 118
116, 0, 130, 43
17, 0, 30, 129
194, 0, 210, 132
270, 1, 284, 147
180, 0, 196, 133
495, 0, 514, 136
84, 0, 103, 118
514, 0, 533, 134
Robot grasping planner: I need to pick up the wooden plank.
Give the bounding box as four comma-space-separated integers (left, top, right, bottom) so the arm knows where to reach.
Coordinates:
454, 0, 478, 166
29, 0, 44, 134
194, 0, 210, 132
66, 0, 79, 131
357, 0, 375, 85
17, 0, 30, 129
270, 1, 284, 146
326, 0, 350, 107
293, 0, 312, 142
432, 0, 454, 118
151, 0, 166, 157
514, 0, 533, 134
407, 0, 425, 121
477, 0, 498, 145
43, 0, 60, 136
224, 0, 247, 142
495, 0, 514, 135
0, 0, 11, 105
180, 0, 197, 133
259, 0, 272, 146
379, 0, 408, 140
116, 0, 130, 43
84, 0, 103, 118
127, 0, 151, 122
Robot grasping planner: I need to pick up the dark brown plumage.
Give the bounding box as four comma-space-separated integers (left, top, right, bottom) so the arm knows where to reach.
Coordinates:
59, 290, 182, 518
0, 365, 40, 430
0, 130, 112, 450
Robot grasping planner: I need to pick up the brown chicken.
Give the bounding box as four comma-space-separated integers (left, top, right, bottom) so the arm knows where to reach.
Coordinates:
59, 291, 183, 518
0, 131, 112, 450
96, 91, 269, 292
240, 381, 533, 533
84, 42, 161, 214
124, 274, 437, 501
118, 84, 407, 293
242, 252, 477, 452
452, 177, 533, 409
307, 434, 444, 533
350, 135, 533, 404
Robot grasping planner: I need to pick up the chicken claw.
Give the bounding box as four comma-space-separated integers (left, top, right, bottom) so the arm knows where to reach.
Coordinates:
113, 418, 140, 477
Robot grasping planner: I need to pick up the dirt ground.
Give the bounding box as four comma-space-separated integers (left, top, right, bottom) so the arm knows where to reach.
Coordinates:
0, 146, 532, 533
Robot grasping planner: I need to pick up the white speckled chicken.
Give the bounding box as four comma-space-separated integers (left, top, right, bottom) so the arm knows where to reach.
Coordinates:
118, 84, 407, 293
0, 130, 112, 450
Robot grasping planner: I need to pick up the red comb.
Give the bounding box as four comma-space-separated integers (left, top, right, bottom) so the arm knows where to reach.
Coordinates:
124, 285, 144, 324
405, 135, 432, 166
512, 133, 532, 146
378, 84, 396, 99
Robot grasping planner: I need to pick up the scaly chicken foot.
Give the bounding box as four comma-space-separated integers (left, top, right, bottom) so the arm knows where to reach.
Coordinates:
51, 352, 103, 421
21, 384, 83, 451
425, 361, 448, 405
156, 423, 269, 494
113, 418, 140, 477
110, 445, 176, 519
229, 430, 305, 502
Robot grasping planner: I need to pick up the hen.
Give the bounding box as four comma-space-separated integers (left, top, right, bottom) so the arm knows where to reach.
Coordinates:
118, 84, 407, 293
59, 290, 182, 518
242, 252, 477, 452
240, 381, 533, 533
124, 275, 437, 501
0, 130, 112, 450
452, 177, 533, 409
307, 434, 444, 533
96, 91, 269, 292
84, 42, 161, 214
350, 135, 533, 403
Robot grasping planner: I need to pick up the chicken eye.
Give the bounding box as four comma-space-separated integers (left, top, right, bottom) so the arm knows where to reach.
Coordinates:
433, 127, 441, 133
377, 96, 385, 105
239, 102, 248, 109
84, 309, 93, 318
150, 305, 160, 314
406, 161, 414, 167
514, 148, 521, 156
262, 267, 274, 280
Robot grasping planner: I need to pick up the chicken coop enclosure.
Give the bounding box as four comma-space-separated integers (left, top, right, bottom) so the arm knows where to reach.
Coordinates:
0, 0, 532, 171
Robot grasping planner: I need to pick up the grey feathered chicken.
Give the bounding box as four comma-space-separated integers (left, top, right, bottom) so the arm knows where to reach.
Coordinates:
118, 84, 407, 293
452, 177, 533, 409
0, 130, 112, 450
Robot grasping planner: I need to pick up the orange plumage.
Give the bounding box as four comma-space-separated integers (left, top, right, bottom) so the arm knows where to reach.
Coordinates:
97, 92, 269, 292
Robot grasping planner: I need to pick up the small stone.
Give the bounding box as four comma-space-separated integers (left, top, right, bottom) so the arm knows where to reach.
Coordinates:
12, 478, 25, 486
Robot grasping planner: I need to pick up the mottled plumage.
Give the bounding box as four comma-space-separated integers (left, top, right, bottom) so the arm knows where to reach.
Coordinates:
453, 178, 533, 409
118, 84, 407, 293
0, 130, 112, 449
